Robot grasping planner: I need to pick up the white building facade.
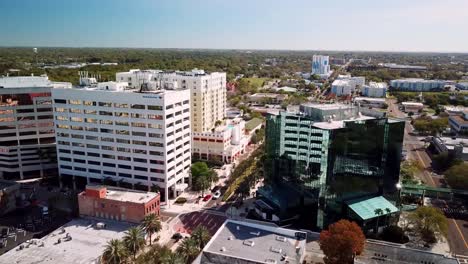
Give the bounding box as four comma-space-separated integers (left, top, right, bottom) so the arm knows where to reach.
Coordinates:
311, 55, 331, 77
116, 69, 226, 133
390, 79, 446, 92
0, 76, 71, 180
363, 82, 388, 97
331, 79, 355, 96
52, 82, 191, 202
192, 118, 250, 164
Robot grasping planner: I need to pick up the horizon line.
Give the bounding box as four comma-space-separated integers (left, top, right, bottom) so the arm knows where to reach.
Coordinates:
1, 45, 468, 54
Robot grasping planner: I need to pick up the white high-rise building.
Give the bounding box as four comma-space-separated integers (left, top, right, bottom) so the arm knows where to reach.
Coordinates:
0, 76, 71, 181
116, 69, 226, 133
311, 55, 331, 77
52, 82, 191, 202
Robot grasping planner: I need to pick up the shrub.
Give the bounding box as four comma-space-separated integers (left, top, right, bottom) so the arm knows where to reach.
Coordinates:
175, 197, 187, 204
380, 226, 409, 244
421, 229, 437, 244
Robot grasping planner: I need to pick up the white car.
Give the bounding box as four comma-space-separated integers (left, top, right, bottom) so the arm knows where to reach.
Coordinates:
212, 191, 221, 200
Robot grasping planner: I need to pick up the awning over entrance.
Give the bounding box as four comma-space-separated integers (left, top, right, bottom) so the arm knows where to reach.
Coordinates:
347, 196, 399, 221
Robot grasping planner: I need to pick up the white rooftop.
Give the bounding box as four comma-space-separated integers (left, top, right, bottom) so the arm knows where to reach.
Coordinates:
312, 115, 375, 130
0, 76, 71, 89
84, 185, 158, 204
0, 218, 134, 264
201, 220, 306, 264
368, 82, 388, 89
354, 97, 386, 102
301, 102, 353, 110
402, 102, 424, 106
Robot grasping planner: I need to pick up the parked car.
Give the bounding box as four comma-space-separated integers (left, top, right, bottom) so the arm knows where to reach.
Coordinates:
212, 191, 221, 200
202, 194, 212, 201
172, 233, 183, 241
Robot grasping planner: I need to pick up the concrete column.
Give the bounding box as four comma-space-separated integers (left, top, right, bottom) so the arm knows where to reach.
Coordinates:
72, 176, 77, 190
59, 175, 63, 189
86, 177, 90, 184
165, 187, 170, 208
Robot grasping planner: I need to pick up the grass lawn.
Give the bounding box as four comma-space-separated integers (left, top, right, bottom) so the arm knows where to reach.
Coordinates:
244, 77, 269, 88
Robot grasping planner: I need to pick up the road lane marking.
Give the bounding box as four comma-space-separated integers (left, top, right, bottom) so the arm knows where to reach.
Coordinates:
453, 219, 468, 249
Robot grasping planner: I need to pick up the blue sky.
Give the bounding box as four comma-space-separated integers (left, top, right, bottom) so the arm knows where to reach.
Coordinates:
1, 0, 467, 52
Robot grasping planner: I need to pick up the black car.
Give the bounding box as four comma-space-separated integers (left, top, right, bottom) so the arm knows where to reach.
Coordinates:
172, 233, 183, 240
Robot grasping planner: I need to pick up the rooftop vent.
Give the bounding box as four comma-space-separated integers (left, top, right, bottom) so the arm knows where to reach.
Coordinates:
228, 236, 233, 240
270, 246, 283, 253
265, 259, 277, 264
276, 236, 287, 242
250, 231, 261, 236
243, 240, 255, 247
220, 247, 226, 252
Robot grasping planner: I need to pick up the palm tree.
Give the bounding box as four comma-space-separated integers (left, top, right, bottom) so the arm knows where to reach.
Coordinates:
384, 207, 392, 225
159, 247, 185, 264
123, 227, 146, 261
374, 208, 384, 233
141, 213, 162, 245
102, 239, 128, 264
176, 238, 200, 263
191, 226, 211, 250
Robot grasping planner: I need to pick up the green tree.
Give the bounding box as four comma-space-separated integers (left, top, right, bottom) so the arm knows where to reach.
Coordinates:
123, 227, 146, 261
176, 238, 200, 263
445, 163, 468, 190
191, 226, 211, 250
102, 239, 128, 264
141, 213, 162, 245
408, 206, 448, 242
236, 180, 251, 200
191, 162, 217, 195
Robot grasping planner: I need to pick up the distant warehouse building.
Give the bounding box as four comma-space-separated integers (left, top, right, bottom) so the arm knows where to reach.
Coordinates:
449, 111, 468, 134
455, 82, 468, 90
362, 82, 387, 98
390, 78, 446, 92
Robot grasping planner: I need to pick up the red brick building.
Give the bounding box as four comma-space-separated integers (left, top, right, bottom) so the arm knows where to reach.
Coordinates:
78, 185, 160, 223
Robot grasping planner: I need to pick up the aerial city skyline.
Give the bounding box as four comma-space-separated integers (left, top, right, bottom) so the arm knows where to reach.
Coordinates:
0, 1, 467, 264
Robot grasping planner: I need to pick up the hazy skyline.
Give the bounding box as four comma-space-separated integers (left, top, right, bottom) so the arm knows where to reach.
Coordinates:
2, 0, 468, 52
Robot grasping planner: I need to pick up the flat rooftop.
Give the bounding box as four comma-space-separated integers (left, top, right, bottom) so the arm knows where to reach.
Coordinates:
0, 218, 134, 264
0, 76, 71, 89
301, 102, 353, 110
354, 97, 386, 102
203, 220, 306, 263
312, 115, 375, 130
84, 185, 158, 204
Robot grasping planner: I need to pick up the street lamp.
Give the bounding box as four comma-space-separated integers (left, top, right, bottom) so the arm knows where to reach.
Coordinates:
396, 183, 402, 210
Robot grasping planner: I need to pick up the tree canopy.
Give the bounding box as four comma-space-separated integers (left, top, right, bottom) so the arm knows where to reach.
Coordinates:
445, 163, 468, 190
408, 206, 448, 243
319, 220, 366, 264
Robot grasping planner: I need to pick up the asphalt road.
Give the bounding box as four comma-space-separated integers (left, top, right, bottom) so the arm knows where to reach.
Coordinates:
388, 99, 468, 256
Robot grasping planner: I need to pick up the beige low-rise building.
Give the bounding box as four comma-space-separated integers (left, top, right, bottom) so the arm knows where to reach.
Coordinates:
192, 118, 258, 164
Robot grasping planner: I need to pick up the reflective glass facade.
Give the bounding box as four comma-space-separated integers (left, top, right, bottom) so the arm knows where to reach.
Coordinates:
261, 111, 404, 229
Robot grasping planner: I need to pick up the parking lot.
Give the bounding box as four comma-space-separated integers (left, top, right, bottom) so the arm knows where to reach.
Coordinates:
173, 211, 226, 235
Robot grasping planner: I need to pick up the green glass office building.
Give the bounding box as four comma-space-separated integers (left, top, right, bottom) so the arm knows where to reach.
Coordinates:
257, 103, 405, 230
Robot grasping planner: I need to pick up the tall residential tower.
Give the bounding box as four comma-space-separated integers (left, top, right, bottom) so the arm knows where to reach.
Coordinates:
116, 69, 226, 133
